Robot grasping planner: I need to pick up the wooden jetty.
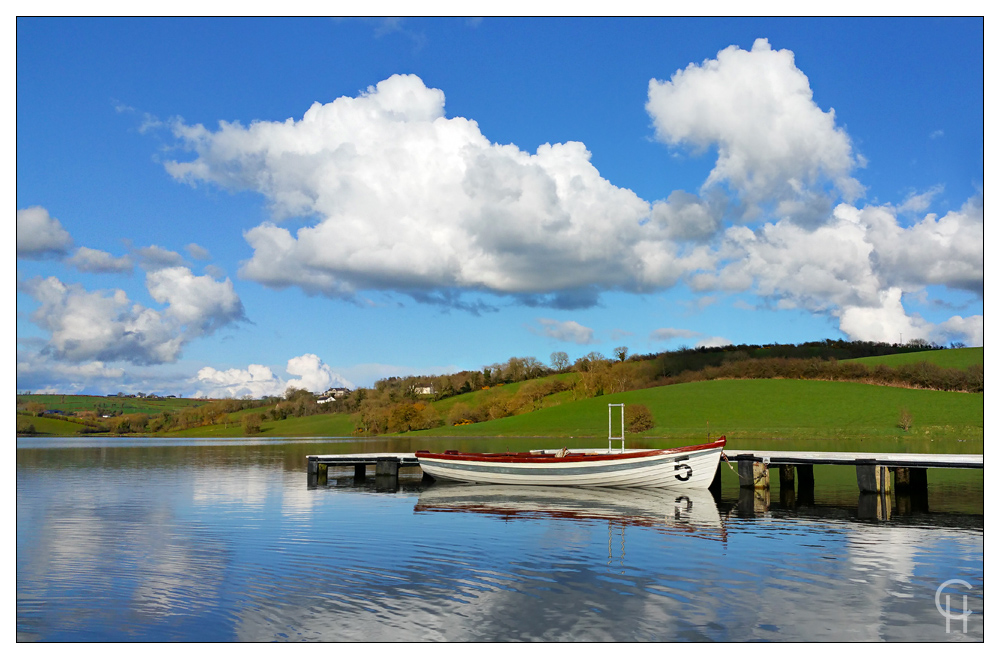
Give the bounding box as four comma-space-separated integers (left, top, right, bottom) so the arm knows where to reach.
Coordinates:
306, 449, 982, 509
307, 452, 420, 477
726, 449, 982, 493
725, 449, 983, 521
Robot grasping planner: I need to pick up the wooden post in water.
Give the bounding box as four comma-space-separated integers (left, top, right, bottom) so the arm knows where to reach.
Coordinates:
795, 464, 815, 506
777, 464, 795, 508
738, 486, 770, 515
796, 464, 815, 488
856, 461, 891, 494
858, 492, 892, 521
900, 467, 929, 514
375, 457, 400, 492
893, 467, 910, 490
909, 467, 928, 491
307, 457, 318, 487
779, 465, 795, 488
737, 457, 770, 489
354, 464, 366, 480
317, 462, 328, 486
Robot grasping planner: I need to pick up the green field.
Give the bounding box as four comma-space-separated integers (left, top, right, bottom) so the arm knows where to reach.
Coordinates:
845, 347, 983, 369
164, 408, 357, 438
16, 394, 205, 416
16, 414, 93, 436
408, 379, 984, 452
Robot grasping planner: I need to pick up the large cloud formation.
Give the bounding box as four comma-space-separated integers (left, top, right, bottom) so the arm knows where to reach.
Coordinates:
167, 74, 710, 306
194, 353, 353, 399
20, 267, 245, 365
647, 38, 862, 223
156, 43, 980, 350
690, 196, 983, 344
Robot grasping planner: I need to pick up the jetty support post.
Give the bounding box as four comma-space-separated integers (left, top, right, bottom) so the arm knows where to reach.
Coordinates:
307, 457, 319, 487
737, 487, 770, 516
778, 465, 795, 507
858, 492, 892, 521
375, 457, 400, 492
317, 462, 328, 486
737, 455, 770, 490
795, 464, 815, 506
354, 464, 366, 480
856, 460, 891, 494
796, 464, 815, 489
779, 465, 795, 489
894, 467, 928, 493
895, 467, 929, 515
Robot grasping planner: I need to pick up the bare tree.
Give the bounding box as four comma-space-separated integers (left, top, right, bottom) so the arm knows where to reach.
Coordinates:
613, 346, 629, 362
550, 351, 569, 371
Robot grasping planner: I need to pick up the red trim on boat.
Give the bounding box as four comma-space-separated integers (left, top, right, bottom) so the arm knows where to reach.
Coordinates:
415, 437, 725, 464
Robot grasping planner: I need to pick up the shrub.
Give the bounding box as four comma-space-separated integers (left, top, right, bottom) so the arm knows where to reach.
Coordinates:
625, 404, 655, 433
242, 413, 263, 435
446, 402, 477, 426
897, 407, 913, 431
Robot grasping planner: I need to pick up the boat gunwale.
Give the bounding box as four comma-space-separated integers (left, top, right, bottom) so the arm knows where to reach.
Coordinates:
415, 437, 725, 464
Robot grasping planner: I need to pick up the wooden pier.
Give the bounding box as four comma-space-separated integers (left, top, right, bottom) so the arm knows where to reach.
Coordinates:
726, 449, 982, 491
306, 449, 983, 517
307, 453, 422, 490
725, 449, 983, 521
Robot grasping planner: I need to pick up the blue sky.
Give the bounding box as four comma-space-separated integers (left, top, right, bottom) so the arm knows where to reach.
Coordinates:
16, 17, 984, 397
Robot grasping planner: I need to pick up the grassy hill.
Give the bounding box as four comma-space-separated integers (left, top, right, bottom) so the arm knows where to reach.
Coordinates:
17, 349, 983, 447
408, 379, 983, 451
164, 408, 357, 438
16, 414, 93, 436
16, 394, 205, 416
845, 347, 983, 369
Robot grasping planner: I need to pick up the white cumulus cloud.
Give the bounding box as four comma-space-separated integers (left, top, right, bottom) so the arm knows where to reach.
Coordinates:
134, 245, 186, 270
17, 206, 73, 259
165, 73, 700, 306
194, 354, 353, 399
650, 327, 700, 342
532, 318, 597, 344
67, 246, 134, 274
17, 351, 126, 394
647, 38, 862, 222
689, 196, 983, 345
20, 268, 245, 365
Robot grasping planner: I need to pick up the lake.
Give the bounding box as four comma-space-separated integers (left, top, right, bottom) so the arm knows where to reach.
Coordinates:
17, 436, 983, 642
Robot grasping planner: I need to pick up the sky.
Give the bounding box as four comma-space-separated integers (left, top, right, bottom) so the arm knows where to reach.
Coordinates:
15, 17, 985, 398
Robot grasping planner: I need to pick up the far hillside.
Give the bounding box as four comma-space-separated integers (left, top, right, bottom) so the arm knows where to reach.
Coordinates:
16, 339, 983, 438
846, 347, 983, 369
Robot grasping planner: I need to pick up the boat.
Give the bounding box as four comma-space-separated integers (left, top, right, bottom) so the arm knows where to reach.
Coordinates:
415, 437, 725, 489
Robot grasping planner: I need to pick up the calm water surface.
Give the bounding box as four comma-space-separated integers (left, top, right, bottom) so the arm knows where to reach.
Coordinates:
17, 437, 983, 642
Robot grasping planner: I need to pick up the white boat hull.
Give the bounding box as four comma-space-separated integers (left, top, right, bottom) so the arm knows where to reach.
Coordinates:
416, 440, 724, 489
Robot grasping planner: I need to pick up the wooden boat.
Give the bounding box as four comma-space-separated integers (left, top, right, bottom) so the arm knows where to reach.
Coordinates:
415, 437, 725, 489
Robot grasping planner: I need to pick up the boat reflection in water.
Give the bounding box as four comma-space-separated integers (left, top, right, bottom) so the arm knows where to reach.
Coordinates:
415, 484, 726, 542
